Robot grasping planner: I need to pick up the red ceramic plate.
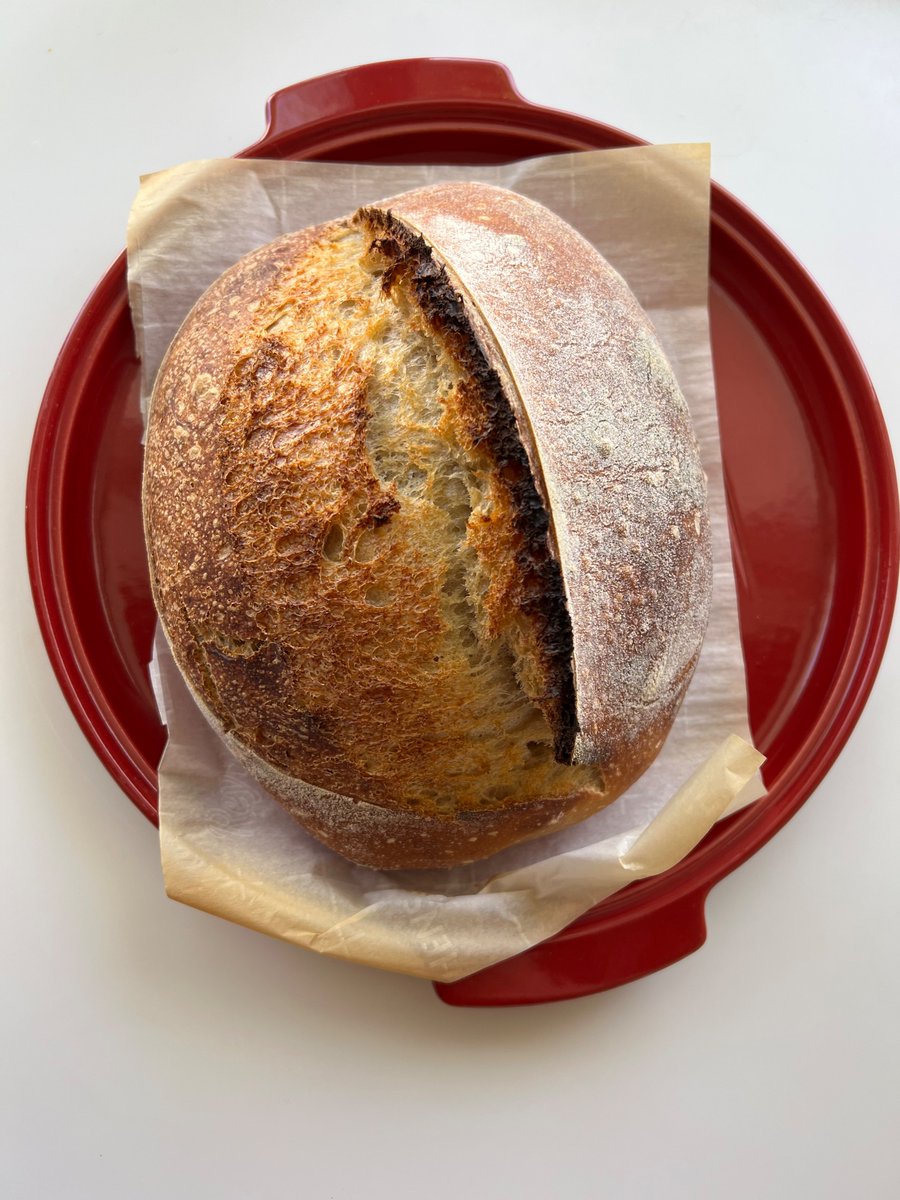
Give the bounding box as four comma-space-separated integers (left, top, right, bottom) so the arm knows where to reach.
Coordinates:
26, 59, 898, 1006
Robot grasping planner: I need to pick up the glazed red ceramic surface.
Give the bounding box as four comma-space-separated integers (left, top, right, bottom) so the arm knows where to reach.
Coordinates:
26, 59, 898, 1006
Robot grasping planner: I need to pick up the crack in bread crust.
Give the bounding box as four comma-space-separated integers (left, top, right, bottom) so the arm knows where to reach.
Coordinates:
358, 206, 578, 763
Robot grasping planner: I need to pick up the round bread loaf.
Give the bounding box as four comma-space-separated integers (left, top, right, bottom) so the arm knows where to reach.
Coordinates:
143, 182, 712, 869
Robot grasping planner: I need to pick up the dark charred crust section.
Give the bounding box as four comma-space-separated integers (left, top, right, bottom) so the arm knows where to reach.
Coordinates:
357, 207, 578, 763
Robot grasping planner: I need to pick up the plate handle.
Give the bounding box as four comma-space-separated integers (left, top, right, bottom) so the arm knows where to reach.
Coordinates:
433, 885, 711, 1006
253, 58, 529, 148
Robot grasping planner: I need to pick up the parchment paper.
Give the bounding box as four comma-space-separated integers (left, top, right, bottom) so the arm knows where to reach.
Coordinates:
129, 146, 766, 983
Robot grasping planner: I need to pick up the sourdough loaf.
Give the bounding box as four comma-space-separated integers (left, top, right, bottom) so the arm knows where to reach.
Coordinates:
142, 182, 712, 869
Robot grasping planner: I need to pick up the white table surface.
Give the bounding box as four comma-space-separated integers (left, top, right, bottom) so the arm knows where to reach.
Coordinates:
3, 3, 898, 1197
